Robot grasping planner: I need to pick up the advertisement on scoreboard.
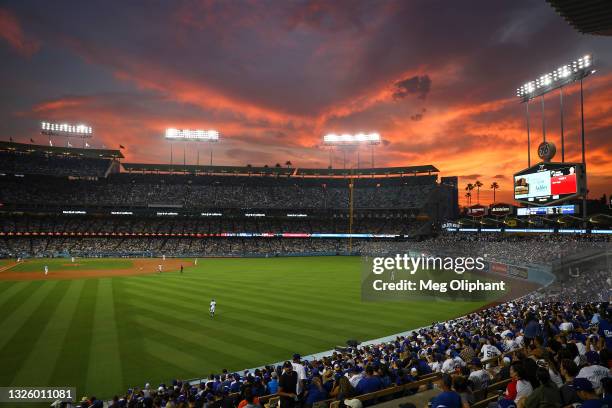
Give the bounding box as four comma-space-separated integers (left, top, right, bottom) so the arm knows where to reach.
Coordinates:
513, 162, 585, 206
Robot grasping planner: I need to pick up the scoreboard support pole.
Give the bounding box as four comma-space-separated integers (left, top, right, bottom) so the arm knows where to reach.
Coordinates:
580, 79, 587, 222
525, 102, 531, 167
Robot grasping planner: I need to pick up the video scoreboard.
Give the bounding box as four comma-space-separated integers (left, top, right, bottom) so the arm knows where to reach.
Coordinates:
513, 162, 585, 206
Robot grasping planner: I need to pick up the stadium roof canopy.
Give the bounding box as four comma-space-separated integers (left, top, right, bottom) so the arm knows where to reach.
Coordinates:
122, 163, 439, 177
0, 141, 124, 159
546, 0, 612, 35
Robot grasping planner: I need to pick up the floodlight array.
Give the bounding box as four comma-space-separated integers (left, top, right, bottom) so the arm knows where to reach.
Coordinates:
323, 132, 381, 145
41, 121, 93, 135
516, 55, 594, 101
165, 128, 220, 141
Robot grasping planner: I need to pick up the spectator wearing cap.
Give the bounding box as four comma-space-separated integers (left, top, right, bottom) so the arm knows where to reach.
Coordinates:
430, 374, 461, 408
278, 362, 298, 408
573, 378, 606, 408
291, 354, 307, 397
355, 365, 383, 396
523, 368, 560, 408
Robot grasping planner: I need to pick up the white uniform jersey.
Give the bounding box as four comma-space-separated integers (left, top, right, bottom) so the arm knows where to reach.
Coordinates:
210, 301, 216, 312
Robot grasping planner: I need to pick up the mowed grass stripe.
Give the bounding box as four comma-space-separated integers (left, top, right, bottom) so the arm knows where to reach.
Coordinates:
133, 314, 263, 371
85, 278, 123, 396
49, 279, 99, 397
0, 281, 34, 310
0, 281, 59, 351
0, 281, 60, 386
11, 280, 86, 386
141, 337, 204, 379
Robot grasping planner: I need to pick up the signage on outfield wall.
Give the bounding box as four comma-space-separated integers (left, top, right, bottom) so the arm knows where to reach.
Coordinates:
201, 212, 222, 216
490, 262, 509, 276
62, 210, 86, 214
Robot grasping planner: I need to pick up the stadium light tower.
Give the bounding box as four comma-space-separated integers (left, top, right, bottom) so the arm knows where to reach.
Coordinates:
323, 132, 381, 169
41, 121, 93, 148
164, 128, 220, 169
515, 54, 595, 221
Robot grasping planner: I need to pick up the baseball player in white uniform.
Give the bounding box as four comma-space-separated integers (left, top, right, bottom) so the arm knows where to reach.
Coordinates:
209, 299, 216, 318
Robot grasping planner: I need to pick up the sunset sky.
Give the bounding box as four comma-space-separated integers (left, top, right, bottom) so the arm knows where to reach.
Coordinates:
0, 0, 611, 205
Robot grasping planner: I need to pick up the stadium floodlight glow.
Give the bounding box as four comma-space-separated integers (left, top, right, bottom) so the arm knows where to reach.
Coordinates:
165, 128, 220, 142
41, 121, 93, 137
515, 54, 594, 102
323, 132, 381, 145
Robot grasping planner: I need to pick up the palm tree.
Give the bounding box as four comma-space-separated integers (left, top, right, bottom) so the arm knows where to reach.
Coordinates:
465, 183, 474, 206
465, 192, 472, 206
490, 182, 499, 203
285, 160, 292, 168
474, 180, 483, 204
275, 163, 281, 168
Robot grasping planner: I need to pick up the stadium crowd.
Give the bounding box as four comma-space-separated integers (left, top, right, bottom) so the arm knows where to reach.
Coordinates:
364, 233, 611, 266
87, 299, 611, 408
0, 215, 418, 236
0, 173, 438, 210
0, 237, 370, 258
0, 151, 113, 178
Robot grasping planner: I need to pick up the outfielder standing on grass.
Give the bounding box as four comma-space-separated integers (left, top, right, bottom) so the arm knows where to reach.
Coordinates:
210, 299, 216, 318
44, 265, 48, 276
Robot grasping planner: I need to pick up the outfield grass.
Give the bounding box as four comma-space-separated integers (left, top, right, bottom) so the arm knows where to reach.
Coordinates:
9, 258, 134, 272
0, 256, 494, 400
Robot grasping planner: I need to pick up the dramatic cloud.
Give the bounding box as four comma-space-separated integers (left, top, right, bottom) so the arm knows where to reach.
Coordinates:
0, 0, 611, 206
393, 75, 432, 100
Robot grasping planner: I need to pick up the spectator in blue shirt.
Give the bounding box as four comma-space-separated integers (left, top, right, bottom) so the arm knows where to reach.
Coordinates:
355, 366, 383, 395
573, 378, 607, 408
431, 375, 462, 408
267, 372, 279, 395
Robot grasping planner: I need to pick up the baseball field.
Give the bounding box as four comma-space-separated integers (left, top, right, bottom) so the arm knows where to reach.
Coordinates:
0, 256, 513, 401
